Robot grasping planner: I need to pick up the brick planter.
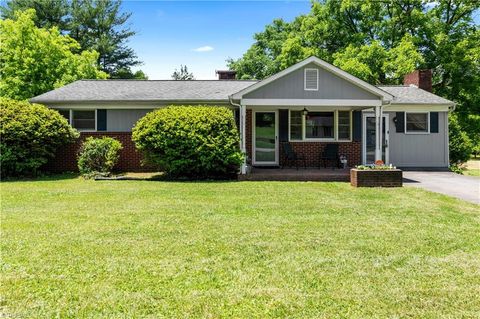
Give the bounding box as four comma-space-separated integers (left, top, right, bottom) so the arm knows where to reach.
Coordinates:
350, 168, 402, 187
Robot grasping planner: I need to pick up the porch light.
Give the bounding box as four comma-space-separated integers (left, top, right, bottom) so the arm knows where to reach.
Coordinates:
302, 107, 308, 116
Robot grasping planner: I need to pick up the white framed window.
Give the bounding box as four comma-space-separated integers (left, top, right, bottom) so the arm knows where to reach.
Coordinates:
289, 110, 303, 140
58, 109, 97, 131
405, 112, 429, 134
337, 111, 352, 140
304, 68, 319, 91
288, 110, 352, 142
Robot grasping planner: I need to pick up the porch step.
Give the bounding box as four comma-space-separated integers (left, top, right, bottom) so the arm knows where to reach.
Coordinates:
238, 168, 350, 182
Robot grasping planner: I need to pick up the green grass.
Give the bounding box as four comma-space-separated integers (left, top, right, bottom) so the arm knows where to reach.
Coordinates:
1, 176, 480, 318
464, 159, 480, 177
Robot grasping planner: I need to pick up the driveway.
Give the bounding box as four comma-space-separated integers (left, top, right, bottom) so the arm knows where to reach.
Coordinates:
403, 171, 480, 204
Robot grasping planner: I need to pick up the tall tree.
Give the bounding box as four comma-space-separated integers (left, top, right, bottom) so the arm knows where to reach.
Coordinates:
0, 0, 144, 78
69, 0, 141, 77
1, 0, 69, 30
171, 65, 194, 80
0, 9, 107, 100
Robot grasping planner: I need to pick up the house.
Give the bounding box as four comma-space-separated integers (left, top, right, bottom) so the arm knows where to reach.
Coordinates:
30, 56, 454, 173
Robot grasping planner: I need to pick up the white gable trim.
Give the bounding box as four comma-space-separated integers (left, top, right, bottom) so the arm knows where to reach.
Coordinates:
231, 56, 394, 101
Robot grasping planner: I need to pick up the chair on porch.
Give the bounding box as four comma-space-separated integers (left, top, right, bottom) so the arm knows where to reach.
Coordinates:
319, 144, 340, 169
282, 142, 306, 170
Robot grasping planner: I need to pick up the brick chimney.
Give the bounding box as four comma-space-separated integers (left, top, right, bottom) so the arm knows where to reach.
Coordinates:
403, 69, 432, 92
216, 70, 236, 80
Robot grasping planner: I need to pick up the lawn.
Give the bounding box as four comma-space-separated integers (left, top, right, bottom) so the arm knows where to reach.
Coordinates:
464, 159, 480, 177
1, 176, 479, 318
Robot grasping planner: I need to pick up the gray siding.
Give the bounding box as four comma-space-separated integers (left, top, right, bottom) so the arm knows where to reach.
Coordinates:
387, 111, 449, 167
106, 109, 151, 132
244, 63, 380, 100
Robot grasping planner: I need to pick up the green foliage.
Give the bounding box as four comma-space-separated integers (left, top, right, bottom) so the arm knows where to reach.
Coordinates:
114, 68, 148, 79
1, 0, 141, 78
449, 114, 473, 164
77, 137, 123, 178
171, 65, 194, 80
0, 0, 70, 29
0, 97, 79, 177
132, 106, 243, 179
0, 9, 107, 100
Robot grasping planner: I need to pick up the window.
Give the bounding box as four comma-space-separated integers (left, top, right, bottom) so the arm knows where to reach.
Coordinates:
337, 111, 351, 140
306, 112, 334, 139
288, 110, 352, 141
72, 110, 96, 130
289, 110, 303, 140
304, 68, 318, 91
405, 112, 429, 133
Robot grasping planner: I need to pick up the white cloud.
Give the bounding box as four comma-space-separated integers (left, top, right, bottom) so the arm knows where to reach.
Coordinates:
192, 46, 214, 52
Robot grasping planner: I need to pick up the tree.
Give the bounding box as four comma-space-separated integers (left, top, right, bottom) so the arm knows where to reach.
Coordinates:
1, 0, 143, 78
228, 0, 480, 161
0, 0, 70, 30
171, 65, 194, 80
69, 0, 141, 77
114, 68, 148, 79
0, 9, 107, 100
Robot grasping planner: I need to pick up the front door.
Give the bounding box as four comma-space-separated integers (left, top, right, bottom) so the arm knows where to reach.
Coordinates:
363, 114, 389, 165
253, 111, 278, 165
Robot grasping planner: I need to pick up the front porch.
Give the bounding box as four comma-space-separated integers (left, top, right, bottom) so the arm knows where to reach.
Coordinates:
239, 167, 350, 182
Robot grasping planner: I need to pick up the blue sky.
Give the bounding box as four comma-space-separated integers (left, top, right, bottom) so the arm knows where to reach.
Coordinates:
123, 1, 479, 80
123, 1, 312, 79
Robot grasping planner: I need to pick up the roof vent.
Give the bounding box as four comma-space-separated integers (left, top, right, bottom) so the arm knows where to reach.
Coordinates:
216, 70, 236, 80
304, 68, 318, 91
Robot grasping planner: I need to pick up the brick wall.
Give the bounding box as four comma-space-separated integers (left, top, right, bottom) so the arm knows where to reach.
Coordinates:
44, 132, 146, 173
350, 169, 402, 187
245, 109, 361, 167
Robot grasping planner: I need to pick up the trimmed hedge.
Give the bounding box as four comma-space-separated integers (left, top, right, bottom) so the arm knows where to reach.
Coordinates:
0, 98, 79, 177
132, 106, 243, 179
78, 137, 123, 178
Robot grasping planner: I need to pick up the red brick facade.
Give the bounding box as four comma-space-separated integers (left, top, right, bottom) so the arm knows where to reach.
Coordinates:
44, 132, 145, 172
350, 169, 403, 187
246, 109, 362, 168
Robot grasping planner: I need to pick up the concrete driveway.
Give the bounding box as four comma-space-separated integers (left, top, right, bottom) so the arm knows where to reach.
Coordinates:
403, 171, 480, 204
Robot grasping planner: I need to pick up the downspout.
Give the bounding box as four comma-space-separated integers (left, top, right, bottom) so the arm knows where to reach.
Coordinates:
229, 95, 247, 174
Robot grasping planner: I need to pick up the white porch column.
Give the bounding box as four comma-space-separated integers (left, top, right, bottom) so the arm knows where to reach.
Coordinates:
374, 105, 383, 163
239, 104, 247, 174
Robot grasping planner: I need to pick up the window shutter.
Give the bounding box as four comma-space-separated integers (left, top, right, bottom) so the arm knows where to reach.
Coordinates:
353, 110, 362, 141
430, 112, 439, 133
304, 69, 318, 90
97, 109, 107, 131
395, 112, 405, 133
279, 109, 289, 142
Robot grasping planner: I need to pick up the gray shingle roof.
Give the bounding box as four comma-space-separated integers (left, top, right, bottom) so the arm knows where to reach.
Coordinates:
30, 80, 454, 106
377, 85, 454, 105
30, 80, 258, 103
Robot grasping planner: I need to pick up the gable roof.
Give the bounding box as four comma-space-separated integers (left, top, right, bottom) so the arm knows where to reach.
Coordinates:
230, 56, 394, 101
378, 85, 454, 106
29, 80, 257, 104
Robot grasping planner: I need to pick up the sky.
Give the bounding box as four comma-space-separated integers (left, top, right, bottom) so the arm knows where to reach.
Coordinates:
122, 1, 312, 80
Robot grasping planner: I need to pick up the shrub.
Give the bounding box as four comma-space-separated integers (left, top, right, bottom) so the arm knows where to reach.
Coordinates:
449, 114, 473, 164
77, 137, 123, 177
0, 98, 79, 177
132, 106, 243, 179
